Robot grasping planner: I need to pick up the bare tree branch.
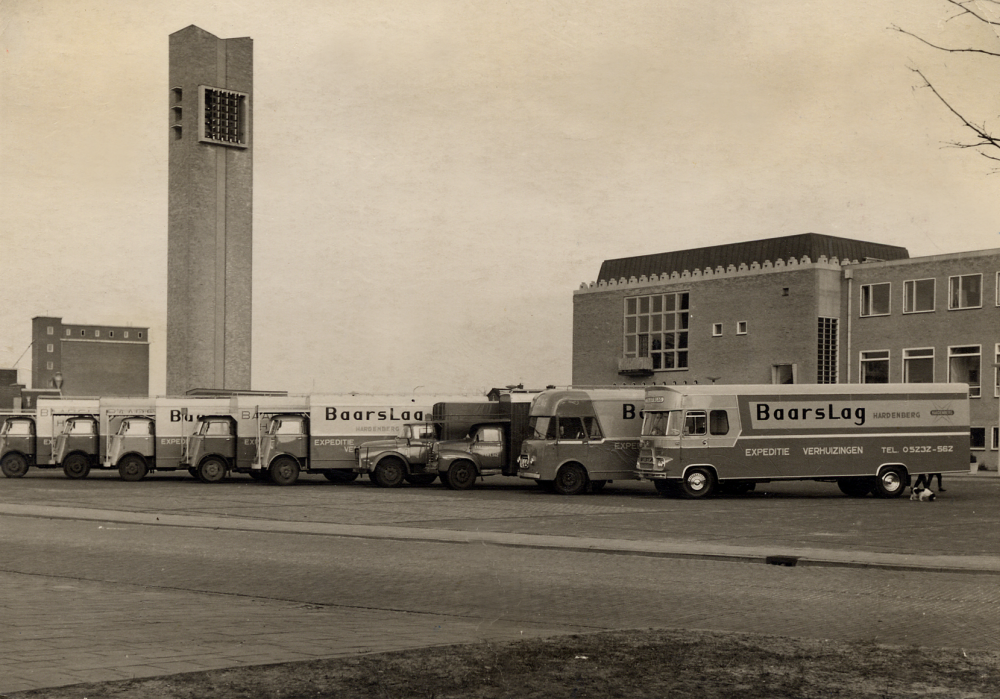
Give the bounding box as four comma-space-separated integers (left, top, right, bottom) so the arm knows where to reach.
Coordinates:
943, 0, 1000, 27
890, 24, 1000, 57
910, 67, 1000, 160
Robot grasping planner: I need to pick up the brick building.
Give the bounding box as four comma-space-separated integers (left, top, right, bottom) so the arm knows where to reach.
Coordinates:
31, 316, 149, 397
573, 234, 1000, 469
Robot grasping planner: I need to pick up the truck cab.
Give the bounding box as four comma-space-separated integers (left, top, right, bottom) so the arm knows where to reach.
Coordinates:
184, 416, 239, 483
52, 415, 99, 480
0, 416, 36, 478
355, 422, 441, 488
429, 423, 508, 490
107, 416, 157, 481
254, 413, 310, 485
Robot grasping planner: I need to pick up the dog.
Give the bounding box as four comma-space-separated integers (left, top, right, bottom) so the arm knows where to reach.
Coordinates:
910, 486, 936, 502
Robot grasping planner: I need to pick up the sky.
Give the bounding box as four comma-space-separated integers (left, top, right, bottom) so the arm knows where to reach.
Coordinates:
2, 0, 999, 397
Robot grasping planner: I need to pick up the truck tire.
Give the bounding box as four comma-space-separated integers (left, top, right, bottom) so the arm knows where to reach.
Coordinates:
837, 477, 873, 497
198, 457, 227, 483
872, 466, 907, 499
1, 453, 29, 478
118, 454, 148, 482
553, 463, 588, 495
62, 453, 91, 480
680, 466, 716, 499
404, 473, 437, 486
270, 457, 300, 486
445, 461, 477, 490
373, 457, 405, 488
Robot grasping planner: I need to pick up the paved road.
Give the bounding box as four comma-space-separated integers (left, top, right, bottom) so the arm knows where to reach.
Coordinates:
1, 471, 998, 693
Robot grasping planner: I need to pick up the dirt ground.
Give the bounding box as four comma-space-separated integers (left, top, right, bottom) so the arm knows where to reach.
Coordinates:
9, 628, 999, 699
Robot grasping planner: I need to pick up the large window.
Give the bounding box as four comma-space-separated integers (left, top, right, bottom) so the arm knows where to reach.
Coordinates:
199, 86, 249, 147
903, 348, 934, 383
860, 283, 891, 316
624, 292, 689, 370
861, 350, 889, 384
949, 274, 982, 310
903, 279, 935, 313
949, 345, 981, 398
817, 317, 838, 383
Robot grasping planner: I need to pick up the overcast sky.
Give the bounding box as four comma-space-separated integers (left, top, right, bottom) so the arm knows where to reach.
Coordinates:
2, 0, 999, 396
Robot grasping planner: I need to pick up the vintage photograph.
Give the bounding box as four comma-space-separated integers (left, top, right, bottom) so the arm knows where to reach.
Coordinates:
1, 1, 999, 696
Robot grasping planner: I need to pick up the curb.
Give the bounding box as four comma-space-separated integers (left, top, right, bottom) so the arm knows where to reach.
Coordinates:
2, 503, 999, 576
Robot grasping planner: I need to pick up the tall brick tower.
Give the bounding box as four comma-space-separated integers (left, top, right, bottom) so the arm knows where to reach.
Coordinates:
167, 26, 252, 395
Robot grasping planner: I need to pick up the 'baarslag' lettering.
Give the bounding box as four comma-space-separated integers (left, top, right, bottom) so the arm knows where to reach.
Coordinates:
755, 403, 866, 426
325, 407, 423, 422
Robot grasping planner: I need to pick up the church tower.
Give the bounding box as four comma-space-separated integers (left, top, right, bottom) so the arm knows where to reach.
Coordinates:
167, 26, 252, 394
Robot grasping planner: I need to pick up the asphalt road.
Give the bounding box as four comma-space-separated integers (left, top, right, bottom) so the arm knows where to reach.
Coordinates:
1, 470, 998, 693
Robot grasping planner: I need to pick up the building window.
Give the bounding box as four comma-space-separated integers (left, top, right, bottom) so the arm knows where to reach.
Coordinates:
817, 317, 838, 384
860, 283, 890, 316
903, 279, 935, 313
712, 323, 723, 337
138, 332, 143, 339
995, 345, 1000, 398
992, 427, 998, 451
949, 274, 982, 310
46, 344, 53, 353
46, 362, 53, 371
46, 326, 54, 335
65, 329, 71, 337
971, 427, 986, 450
199, 86, 248, 147
903, 348, 934, 383
861, 350, 889, 384
80, 330, 85, 337
109, 330, 114, 338
94, 330, 100, 338
623, 292, 689, 370
737, 321, 748, 335
124, 331, 129, 339
772, 364, 796, 384
949, 345, 981, 397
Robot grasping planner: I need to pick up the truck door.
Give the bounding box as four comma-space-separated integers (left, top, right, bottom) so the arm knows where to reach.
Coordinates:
471, 425, 504, 474
679, 407, 749, 478
55, 417, 99, 464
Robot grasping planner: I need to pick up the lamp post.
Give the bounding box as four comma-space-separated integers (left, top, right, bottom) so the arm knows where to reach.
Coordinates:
52, 371, 64, 396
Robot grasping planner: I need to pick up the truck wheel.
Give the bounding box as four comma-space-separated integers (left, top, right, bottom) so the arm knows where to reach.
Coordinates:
118, 455, 148, 482
62, 453, 91, 480
837, 477, 873, 497
405, 473, 438, 486
324, 470, 359, 483
1, 453, 29, 478
446, 461, 477, 490
553, 464, 588, 495
373, 457, 405, 488
680, 467, 716, 499
270, 457, 300, 486
198, 457, 227, 483
873, 466, 907, 499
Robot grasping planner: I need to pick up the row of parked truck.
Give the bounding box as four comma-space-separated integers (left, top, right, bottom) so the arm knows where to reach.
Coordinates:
0, 383, 973, 498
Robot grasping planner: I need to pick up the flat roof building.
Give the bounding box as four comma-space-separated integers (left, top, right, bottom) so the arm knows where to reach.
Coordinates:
573, 234, 1000, 470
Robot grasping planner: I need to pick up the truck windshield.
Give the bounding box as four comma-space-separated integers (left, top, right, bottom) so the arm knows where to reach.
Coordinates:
529, 416, 556, 439
119, 418, 153, 436
270, 417, 302, 435
2, 419, 33, 436
198, 420, 231, 436
642, 411, 680, 437
67, 419, 96, 435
